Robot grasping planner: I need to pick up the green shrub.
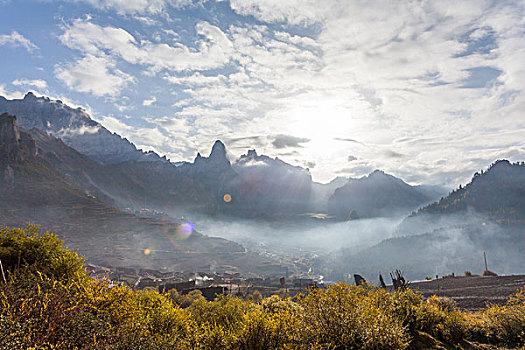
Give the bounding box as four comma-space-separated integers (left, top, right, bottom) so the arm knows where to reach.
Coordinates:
297, 283, 409, 349
0, 225, 85, 281
468, 289, 525, 346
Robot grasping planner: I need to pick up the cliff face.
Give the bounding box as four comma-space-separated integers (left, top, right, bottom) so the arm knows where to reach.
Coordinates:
0, 112, 37, 163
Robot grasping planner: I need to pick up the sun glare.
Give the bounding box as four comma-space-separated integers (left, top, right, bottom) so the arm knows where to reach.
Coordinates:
288, 101, 355, 140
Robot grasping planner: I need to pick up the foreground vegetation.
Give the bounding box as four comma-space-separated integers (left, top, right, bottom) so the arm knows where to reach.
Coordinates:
1, 226, 524, 349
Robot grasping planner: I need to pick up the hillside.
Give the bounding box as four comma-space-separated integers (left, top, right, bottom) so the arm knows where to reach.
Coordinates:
0, 113, 289, 276
398, 160, 525, 236
2, 226, 525, 349
417, 160, 525, 222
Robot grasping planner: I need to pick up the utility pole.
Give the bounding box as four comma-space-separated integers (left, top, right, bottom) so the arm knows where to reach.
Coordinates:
484, 251, 488, 271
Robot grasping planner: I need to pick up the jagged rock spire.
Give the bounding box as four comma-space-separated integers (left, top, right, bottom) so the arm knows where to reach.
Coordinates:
0, 112, 37, 162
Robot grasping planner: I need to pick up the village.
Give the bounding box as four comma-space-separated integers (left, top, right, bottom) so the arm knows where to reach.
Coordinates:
85, 264, 326, 301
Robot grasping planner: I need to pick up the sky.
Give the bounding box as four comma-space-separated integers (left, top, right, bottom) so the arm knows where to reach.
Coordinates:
0, 0, 524, 186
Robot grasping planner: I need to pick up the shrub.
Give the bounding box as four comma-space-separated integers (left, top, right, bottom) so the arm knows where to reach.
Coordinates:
0, 225, 85, 281
468, 289, 525, 346
297, 283, 409, 349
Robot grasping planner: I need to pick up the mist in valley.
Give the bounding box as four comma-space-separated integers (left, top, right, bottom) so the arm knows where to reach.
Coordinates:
175, 206, 525, 283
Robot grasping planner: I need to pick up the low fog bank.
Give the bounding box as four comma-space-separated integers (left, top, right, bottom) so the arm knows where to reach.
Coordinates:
175, 212, 404, 256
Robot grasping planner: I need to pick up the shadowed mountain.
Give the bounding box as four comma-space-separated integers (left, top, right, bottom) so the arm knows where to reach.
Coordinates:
30, 128, 211, 212
220, 149, 313, 218
1, 93, 446, 221
398, 160, 525, 235
327, 170, 440, 219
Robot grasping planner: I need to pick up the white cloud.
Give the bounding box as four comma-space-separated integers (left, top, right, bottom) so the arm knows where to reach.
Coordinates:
142, 96, 157, 106
45, 1, 525, 186
55, 55, 134, 96
0, 31, 38, 52
59, 18, 234, 73
76, 0, 191, 14
0, 84, 25, 99
226, 0, 323, 25
12, 79, 48, 89
56, 125, 101, 137
99, 115, 134, 134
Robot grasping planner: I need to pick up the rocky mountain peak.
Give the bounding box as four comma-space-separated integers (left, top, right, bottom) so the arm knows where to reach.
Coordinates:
369, 169, 386, 177
23, 92, 38, 101
210, 140, 227, 159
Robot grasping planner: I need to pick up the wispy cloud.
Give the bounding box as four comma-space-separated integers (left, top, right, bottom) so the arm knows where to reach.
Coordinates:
12, 79, 48, 89
272, 134, 310, 149
142, 96, 157, 106
73, 0, 191, 14
0, 31, 38, 52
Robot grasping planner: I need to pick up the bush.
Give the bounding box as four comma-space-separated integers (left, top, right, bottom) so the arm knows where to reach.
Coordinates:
468, 289, 525, 346
297, 283, 409, 349
0, 225, 85, 281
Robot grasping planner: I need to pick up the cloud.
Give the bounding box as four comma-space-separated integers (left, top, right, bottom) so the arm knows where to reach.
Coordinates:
0, 31, 38, 52
142, 96, 157, 106
12, 79, 48, 90
336, 164, 375, 177
75, 0, 191, 14
335, 138, 365, 145
0, 84, 25, 99
23, 0, 523, 186
226, 0, 324, 25
55, 55, 134, 97
56, 125, 101, 137
384, 150, 406, 159
304, 161, 316, 169
272, 134, 310, 149
59, 18, 234, 74
99, 115, 134, 135
146, 115, 191, 135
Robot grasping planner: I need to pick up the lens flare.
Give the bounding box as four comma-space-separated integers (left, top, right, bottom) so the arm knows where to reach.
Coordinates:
223, 194, 232, 203
174, 222, 194, 240
144, 248, 151, 255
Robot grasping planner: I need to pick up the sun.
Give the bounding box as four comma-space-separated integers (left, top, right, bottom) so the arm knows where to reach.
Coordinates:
284, 98, 356, 151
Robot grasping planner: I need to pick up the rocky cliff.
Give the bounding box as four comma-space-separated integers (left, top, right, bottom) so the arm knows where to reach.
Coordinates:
0, 112, 37, 163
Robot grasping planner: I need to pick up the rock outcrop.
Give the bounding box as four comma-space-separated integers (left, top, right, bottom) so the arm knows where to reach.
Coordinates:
0, 112, 37, 163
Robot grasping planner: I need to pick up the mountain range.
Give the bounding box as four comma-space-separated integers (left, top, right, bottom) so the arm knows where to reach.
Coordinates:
0, 92, 165, 164
0, 93, 446, 220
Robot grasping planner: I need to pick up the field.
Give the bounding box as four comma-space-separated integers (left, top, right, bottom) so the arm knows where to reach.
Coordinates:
410, 275, 525, 311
